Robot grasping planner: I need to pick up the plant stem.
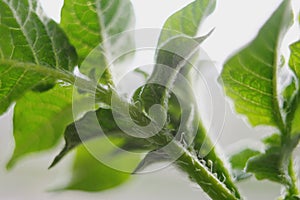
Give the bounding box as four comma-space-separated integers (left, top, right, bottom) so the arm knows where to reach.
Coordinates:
98, 88, 241, 200
169, 141, 239, 200
286, 158, 299, 198
108, 84, 245, 200
44, 61, 241, 200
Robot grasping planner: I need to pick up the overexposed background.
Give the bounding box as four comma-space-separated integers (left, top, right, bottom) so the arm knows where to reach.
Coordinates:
0, 0, 300, 199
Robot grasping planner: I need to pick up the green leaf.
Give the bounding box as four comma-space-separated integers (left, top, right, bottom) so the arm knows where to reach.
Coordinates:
134, 35, 208, 113
158, 0, 216, 45
290, 101, 300, 137
283, 196, 300, 200
143, 0, 214, 140
132, 0, 240, 198
289, 41, 300, 137
282, 78, 297, 113
65, 138, 139, 191
263, 133, 281, 147
244, 134, 285, 185
134, 0, 215, 120
246, 147, 287, 184
6, 85, 88, 169
136, 0, 216, 112
289, 41, 300, 79
60, 0, 135, 82
220, 1, 300, 197
229, 148, 260, 181
230, 148, 260, 170
220, 0, 293, 128
50, 109, 119, 167
133, 149, 171, 173
50, 107, 151, 168
0, 0, 77, 114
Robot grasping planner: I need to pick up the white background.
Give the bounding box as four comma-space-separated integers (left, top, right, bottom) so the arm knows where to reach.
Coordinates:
0, 0, 300, 199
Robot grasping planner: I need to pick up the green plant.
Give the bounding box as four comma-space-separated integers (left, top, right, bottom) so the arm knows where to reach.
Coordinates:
0, 0, 299, 199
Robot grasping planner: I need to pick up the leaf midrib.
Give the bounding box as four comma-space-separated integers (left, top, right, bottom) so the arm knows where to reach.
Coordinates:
0, 59, 75, 83
6, 0, 40, 65
271, 11, 288, 135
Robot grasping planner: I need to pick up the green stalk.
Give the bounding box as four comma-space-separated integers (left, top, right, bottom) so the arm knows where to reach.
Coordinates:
283, 92, 300, 198
286, 158, 299, 198
96, 86, 241, 200
164, 141, 239, 200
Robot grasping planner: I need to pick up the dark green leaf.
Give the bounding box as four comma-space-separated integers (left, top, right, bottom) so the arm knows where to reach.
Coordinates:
50, 108, 119, 168
50, 107, 151, 168
283, 195, 300, 200
133, 149, 171, 174
220, 0, 293, 127
0, 0, 77, 114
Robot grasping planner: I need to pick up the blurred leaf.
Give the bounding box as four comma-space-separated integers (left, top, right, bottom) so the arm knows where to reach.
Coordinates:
65, 138, 139, 191
7, 85, 88, 169
263, 133, 281, 147
0, 0, 77, 114
220, 0, 293, 127
7, 85, 73, 168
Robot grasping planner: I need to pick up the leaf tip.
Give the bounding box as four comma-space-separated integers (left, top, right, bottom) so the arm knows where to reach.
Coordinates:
48, 147, 68, 169
6, 159, 15, 171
